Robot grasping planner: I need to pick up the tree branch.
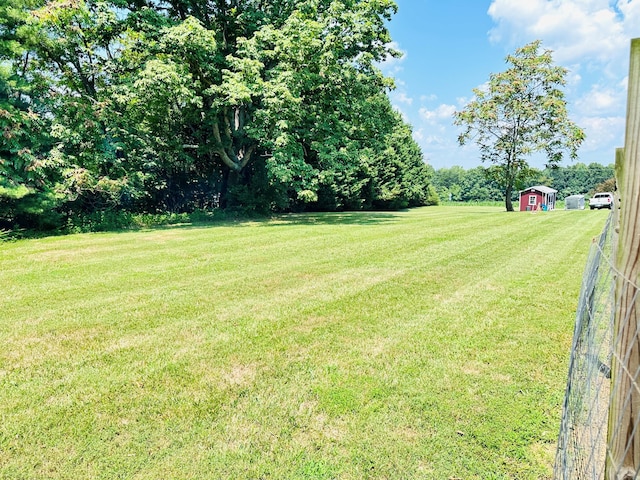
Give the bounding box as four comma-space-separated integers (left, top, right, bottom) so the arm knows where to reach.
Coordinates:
212, 122, 241, 171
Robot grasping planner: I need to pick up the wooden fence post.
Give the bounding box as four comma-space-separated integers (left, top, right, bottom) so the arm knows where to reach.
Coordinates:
607, 38, 640, 480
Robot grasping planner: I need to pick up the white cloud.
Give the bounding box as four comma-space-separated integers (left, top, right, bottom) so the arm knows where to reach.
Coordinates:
619, 0, 640, 38
377, 41, 407, 75
620, 75, 629, 91
420, 94, 438, 102
575, 83, 626, 115
565, 66, 582, 90
423, 134, 449, 146
392, 92, 414, 105
419, 104, 457, 122
577, 115, 626, 155
456, 96, 471, 106
487, 0, 638, 65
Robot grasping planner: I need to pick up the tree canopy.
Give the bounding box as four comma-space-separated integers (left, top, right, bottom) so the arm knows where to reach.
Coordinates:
0, 0, 436, 232
454, 40, 585, 211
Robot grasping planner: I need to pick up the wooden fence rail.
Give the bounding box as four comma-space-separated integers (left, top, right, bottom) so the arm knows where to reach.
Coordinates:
606, 37, 640, 480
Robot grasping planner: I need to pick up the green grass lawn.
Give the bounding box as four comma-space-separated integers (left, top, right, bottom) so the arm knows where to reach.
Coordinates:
0, 206, 608, 479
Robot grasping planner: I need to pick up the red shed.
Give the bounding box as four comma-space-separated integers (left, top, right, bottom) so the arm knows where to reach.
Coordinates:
519, 185, 557, 211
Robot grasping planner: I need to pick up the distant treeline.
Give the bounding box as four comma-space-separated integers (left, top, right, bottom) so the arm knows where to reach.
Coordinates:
431, 163, 615, 203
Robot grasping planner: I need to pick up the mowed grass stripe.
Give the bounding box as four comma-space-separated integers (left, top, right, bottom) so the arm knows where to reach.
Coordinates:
0, 207, 607, 479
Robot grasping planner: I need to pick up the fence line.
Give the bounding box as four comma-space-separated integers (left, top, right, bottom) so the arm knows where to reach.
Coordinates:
606, 37, 640, 479
554, 213, 615, 479
554, 37, 640, 480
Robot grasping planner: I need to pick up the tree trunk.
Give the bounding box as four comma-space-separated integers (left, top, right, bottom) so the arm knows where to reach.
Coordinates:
219, 166, 230, 209
505, 183, 514, 211
219, 166, 241, 210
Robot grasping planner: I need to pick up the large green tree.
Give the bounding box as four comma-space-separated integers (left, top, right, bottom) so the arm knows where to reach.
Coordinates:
454, 40, 585, 211
0, 0, 433, 227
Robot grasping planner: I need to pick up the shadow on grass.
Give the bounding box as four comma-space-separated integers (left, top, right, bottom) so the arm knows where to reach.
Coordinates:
266, 211, 404, 226
2, 210, 405, 241
114, 210, 403, 234
135, 210, 403, 231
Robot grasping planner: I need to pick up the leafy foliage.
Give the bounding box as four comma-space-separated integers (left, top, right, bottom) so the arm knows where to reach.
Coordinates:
0, 48, 59, 229
0, 0, 434, 231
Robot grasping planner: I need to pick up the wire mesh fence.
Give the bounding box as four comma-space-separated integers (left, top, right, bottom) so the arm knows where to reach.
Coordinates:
554, 208, 640, 479
554, 212, 615, 479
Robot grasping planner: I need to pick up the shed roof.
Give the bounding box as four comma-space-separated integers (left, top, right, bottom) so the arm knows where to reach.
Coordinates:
521, 185, 557, 194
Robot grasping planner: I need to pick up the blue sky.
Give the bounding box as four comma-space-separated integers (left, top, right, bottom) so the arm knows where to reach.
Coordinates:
380, 0, 640, 170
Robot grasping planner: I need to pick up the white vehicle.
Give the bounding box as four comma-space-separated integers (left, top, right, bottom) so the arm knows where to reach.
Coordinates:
589, 192, 614, 210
